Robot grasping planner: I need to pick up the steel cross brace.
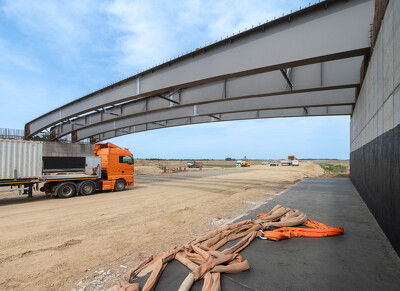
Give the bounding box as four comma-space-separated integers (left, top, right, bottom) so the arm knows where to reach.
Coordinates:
156, 89, 181, 105
97, 105, 123, 117
280, 68, 293, 90
117, 128, 130, 134
209, 114, 221, 120
152, 121, 167, 127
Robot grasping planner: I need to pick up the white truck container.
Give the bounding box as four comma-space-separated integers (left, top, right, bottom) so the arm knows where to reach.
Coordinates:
0, 139, 43, 179
280, 160, 292, 166
0, 140, 132, 199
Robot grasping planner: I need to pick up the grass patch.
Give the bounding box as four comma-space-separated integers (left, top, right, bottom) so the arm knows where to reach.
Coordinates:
319, 163, 348, 173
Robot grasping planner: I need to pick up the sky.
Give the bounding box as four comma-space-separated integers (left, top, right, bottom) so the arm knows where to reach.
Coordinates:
0, 0, 350, 160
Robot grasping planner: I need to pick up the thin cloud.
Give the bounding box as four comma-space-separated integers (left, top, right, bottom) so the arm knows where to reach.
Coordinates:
0, 40, 42, 73
105, 0, 178, 71
1, 0, 108, 59
104, 0, 293, 73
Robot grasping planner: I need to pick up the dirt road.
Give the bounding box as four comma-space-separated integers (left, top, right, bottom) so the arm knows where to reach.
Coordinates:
0, 162, 323, 290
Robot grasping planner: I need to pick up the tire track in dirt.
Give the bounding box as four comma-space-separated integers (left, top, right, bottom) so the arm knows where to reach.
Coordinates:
0, 239, 82, 264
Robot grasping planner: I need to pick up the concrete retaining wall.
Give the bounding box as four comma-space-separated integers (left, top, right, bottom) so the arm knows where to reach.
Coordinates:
350, 0, 400, 255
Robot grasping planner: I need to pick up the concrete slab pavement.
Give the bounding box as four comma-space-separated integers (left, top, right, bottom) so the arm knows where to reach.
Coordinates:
133, 178, 400, 290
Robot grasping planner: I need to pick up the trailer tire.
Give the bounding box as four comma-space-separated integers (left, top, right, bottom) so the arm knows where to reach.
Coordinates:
79, 181, 96, 196
56, 182, 77, 198
114, 179, 126, 191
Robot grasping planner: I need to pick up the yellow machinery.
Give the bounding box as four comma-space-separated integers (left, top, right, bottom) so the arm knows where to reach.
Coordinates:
240, 156, 251, 167
281, 155, 299, 166
241, 160, 251, 167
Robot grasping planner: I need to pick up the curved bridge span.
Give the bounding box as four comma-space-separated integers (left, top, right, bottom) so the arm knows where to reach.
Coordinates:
25, 0, 374, 142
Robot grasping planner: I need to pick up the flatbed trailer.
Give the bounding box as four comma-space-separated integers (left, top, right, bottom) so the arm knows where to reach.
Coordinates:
0, 174, 101, 197
0, 140, 134, 198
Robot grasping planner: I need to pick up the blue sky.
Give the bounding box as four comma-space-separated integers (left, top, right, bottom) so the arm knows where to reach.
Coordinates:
0, 0, 350, 159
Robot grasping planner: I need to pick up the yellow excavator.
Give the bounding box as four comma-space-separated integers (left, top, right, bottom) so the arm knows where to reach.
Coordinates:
240, 156, 251, 167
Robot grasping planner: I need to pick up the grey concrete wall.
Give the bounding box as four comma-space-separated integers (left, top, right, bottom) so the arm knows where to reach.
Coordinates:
350, 0, 400, 255
42, 141, 94, 157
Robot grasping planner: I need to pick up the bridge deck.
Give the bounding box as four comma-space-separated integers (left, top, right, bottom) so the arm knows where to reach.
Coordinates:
134, 178, 400, 290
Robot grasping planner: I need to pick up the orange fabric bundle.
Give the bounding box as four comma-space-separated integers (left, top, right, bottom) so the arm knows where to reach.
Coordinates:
114, 206, 344, 291
261, 218, 344, 241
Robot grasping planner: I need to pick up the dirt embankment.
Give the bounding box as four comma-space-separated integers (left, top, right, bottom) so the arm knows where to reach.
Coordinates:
0, 162, 324, 290
314, 160, 350, 178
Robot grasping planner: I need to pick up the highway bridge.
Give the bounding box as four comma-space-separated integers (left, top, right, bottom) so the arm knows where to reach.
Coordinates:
25, 0, 373, 143
24, 0, 400, 256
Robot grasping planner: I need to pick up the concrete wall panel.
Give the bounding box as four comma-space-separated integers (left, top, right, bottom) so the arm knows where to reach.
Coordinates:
394, 0, 400, 87
394, 88, 400, 126
351, 124, 400, 256
383, 0, 394, 101
383, 95, 394, 132
377, 106, 384, 136
350, 0, 400, 256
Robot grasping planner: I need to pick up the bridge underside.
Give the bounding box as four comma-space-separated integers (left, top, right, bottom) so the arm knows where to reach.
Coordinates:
24, 0, 373, 142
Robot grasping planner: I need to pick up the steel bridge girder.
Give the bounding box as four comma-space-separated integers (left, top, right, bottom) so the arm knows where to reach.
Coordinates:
91, 104, 353, 142
51, 57, 362, 139
74, 88, 355, 141
25, 0, 373, 138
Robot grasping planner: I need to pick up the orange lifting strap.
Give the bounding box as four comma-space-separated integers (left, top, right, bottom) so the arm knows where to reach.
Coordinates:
114, 205, 344, 291
260, 218, 344, 241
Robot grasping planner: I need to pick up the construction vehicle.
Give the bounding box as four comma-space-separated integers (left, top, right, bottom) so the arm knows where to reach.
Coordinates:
280, 155, 298, 166
0, 140, 134, 198
241, 160, 251, 167
187, 161, 203, 168
240, 156, 251, 167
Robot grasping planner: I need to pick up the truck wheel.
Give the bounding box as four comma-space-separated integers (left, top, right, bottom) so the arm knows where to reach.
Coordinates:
114, 179, 126, 191
79, 181, 95, 196
57, 183, 76, 198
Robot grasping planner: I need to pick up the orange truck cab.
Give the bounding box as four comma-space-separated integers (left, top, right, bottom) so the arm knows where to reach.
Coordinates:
93, 142, 134, 191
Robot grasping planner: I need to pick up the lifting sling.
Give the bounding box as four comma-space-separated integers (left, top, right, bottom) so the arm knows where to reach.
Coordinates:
113, 205, 344, 291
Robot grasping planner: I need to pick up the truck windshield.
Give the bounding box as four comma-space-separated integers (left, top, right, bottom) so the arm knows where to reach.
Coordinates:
119, 156, 133, 165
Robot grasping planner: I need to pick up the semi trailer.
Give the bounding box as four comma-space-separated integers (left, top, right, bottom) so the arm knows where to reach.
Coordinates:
0, 140, 134, 198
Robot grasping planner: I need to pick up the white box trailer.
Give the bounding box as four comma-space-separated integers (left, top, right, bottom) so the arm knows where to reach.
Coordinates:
0, 139, 101, 197
0, 139, 43, 179
0, 140, 134, 199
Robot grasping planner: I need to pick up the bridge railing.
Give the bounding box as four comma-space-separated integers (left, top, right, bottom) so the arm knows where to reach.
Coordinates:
0, 128, 91, 144
0, 128, 24, 140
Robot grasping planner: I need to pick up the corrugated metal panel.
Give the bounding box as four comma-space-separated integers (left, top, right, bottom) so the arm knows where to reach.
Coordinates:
0, 139, 43, 179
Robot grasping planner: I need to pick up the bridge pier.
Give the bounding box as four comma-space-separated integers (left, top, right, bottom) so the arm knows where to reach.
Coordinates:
350, 0, 400, 255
